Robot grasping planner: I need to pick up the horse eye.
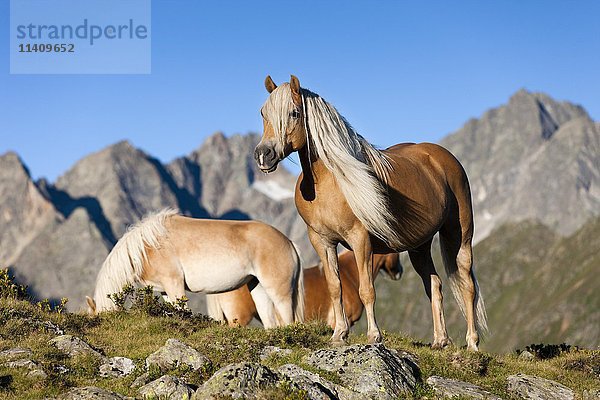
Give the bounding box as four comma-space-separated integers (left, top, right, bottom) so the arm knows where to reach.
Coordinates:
290, 109, 300, 119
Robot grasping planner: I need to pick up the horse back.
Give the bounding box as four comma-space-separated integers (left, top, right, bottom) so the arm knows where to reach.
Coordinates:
381, 142, 474, 248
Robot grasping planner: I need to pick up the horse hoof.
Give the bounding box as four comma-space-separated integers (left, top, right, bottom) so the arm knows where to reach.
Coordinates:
368, 333, 383, 344
467, 343, 479, 352
431, 338, 452, 350
330, 338, 347, 347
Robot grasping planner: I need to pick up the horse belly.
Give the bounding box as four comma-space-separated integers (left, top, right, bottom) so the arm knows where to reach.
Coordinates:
181, 257, 251, 294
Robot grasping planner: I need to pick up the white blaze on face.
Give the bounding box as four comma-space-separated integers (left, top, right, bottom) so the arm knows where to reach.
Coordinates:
259, 153, 265, 168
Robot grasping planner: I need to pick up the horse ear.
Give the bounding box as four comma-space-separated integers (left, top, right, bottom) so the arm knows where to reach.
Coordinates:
290, 75, 302, 106
86, 296, 96, 314
265, 75, 277, 93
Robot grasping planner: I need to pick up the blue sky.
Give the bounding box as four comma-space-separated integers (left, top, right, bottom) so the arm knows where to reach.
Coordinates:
1, 1, 599, 181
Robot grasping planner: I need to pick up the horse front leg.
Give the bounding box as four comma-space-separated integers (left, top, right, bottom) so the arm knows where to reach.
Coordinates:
308, 229, 348, 345
349, 231, 382, 344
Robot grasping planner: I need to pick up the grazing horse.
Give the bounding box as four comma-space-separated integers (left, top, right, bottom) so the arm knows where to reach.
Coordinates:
207, 251, 402, 328
254, 75, 487, 350
86, 209, 304, 327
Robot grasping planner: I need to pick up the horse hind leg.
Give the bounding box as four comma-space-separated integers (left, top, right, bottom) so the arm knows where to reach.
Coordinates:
261, 284, 294, 326
408, 239, 451, 349
249, 283, 280, 328
439, 229, 485, 351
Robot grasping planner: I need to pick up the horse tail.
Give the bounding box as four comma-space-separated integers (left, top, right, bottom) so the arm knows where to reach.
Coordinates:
291, 242, 305, 323
472, 271, 489, 336
206, 294, 225, 322
92, 208, 177, 312
444, 261, 489, 338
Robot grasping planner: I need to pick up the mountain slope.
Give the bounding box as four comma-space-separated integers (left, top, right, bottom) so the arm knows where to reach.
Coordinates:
0, 152, 59, 266
441, 89, 600, 242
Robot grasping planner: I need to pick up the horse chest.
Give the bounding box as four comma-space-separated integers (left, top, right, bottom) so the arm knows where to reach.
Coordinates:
295, 175, 358, 240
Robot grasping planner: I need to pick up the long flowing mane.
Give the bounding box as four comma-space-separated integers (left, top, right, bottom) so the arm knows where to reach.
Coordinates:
93, 208, 177, 311
263, 84, 404, 249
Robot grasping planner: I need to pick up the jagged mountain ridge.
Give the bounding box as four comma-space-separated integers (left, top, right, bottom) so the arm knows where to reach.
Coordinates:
1, 133, 314, 311
441, 89, 600, 242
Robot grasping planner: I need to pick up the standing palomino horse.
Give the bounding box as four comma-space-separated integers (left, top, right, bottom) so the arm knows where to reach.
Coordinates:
254, 75, 487, 350
86, 209, 304, 327
207, 251, 401, 328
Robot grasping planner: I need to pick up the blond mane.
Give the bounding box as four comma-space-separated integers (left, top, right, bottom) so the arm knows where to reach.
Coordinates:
92, 208, 178, 311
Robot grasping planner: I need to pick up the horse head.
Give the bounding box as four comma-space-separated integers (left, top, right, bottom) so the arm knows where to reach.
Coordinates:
255, 75, 307, 173
378, 253, 403, 281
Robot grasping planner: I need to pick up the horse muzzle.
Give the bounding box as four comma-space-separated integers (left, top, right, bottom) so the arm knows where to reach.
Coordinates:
254, 143, 280, 173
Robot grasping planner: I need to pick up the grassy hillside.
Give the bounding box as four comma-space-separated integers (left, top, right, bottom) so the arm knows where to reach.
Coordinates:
0, 275, 598, 399
361, 218, 600, 353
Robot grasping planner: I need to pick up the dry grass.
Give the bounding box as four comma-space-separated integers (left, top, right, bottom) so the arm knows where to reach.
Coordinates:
0, 273, 598, 399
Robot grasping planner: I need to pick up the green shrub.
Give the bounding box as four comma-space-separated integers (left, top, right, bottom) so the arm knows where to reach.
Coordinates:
518, 343, 572, 360
0, 268, 29, 300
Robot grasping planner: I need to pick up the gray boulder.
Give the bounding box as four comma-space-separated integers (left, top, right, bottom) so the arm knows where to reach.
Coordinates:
583, 389, 600, 400
0, 347, 33, 362
193, 362, 281, 399
426, 376, 502, 399
303, 344, 419, 399
99, 357, 135, 377
138, 374, 194, 399
2, 358, 39, 369
0, 348, 47, 380
27, 368, 48, 380
277, 363, 361, 400
146, 339, 211, 372
507, 374, 574, 400
2, 358, 48, 380
130, 372, 151, 389
259, 345, 293, 361
49, 335, 104, 359
56, 386, 132, 399
518, 350, 535, 361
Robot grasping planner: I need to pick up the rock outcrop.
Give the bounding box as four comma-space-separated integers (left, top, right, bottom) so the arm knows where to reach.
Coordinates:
146, 339, 211, 372
193, 362, 281, 399
0, 347, 47, 380
277, 363, 361, 400
99, 357, 135, 378
441, 89, 600, 242
303, 344, 419, 399
138, 375, 195, 399
49, 335, 104, 359
506, 374, 575, 400
55, 386, 132, 400
427, 376, 502, 399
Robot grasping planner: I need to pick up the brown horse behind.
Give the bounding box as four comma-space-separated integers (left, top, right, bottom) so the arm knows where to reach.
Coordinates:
254, 75, 488, 350
207, 251, 401, 327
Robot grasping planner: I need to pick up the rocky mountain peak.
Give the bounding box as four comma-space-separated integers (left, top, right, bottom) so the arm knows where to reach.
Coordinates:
0, 151, 58, 267
442, 89, 599, 241
53, 141, 182, 240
